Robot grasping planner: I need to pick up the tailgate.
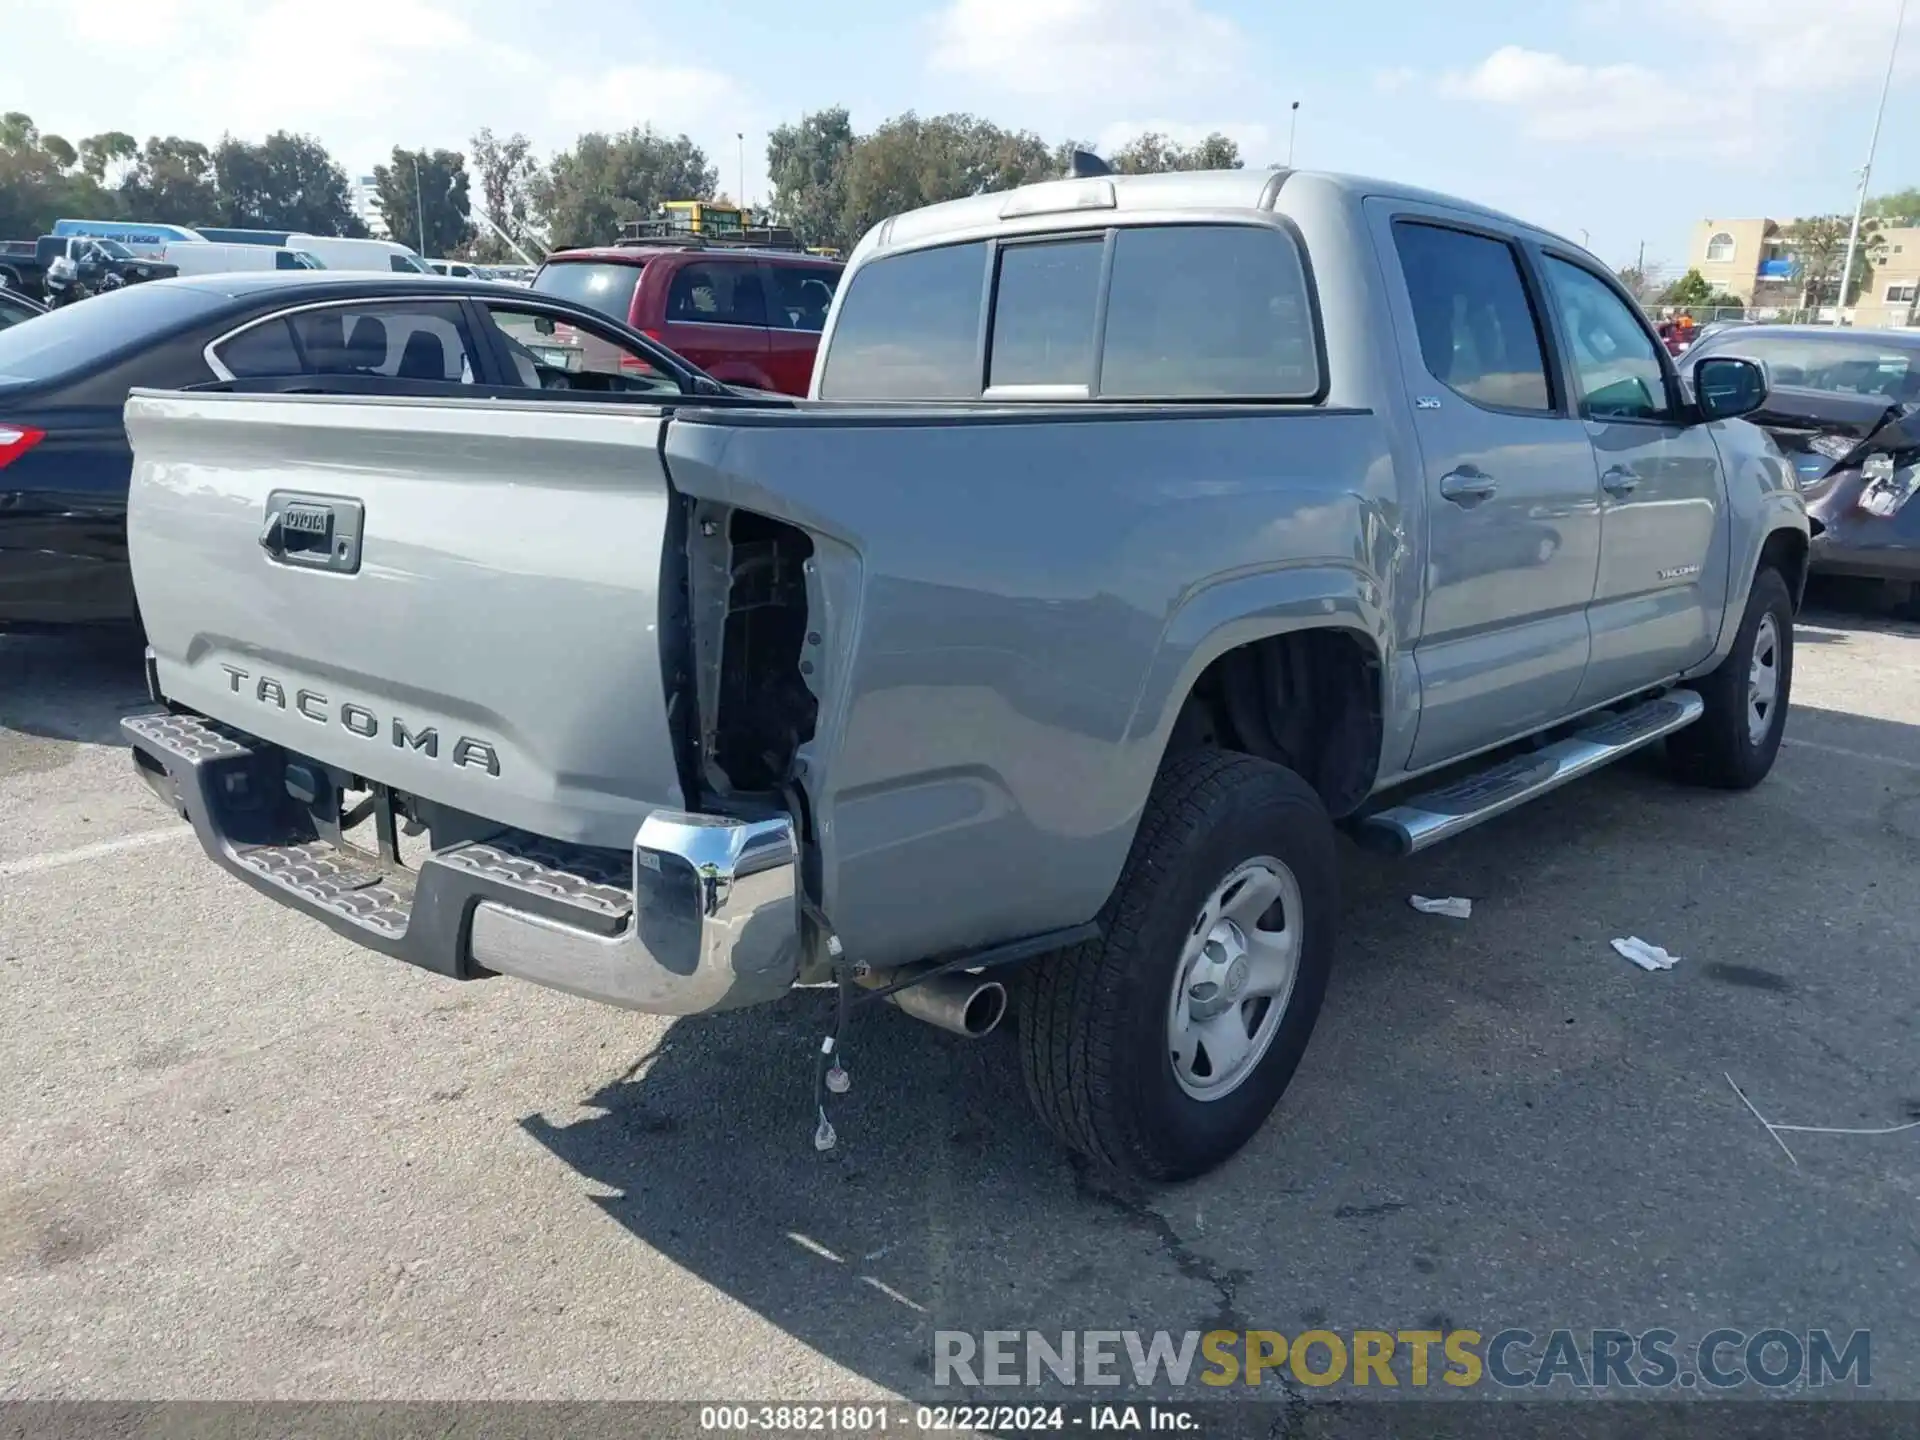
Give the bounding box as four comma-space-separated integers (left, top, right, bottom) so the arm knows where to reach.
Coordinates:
124, 390, 686, 848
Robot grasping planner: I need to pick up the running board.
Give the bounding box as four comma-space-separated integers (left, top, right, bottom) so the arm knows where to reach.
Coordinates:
1360, 690, 1705, 856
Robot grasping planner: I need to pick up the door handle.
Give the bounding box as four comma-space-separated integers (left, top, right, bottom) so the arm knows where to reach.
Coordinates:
1438, 466, 1498, 505
1601, 466, 1641, 498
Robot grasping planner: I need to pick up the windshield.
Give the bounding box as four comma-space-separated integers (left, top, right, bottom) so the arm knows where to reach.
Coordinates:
0, 282, 218, 384
1714, 335, 1918, 402
92, 239, 135, 260
392, 253, 433, 274
533, 261, 643, 324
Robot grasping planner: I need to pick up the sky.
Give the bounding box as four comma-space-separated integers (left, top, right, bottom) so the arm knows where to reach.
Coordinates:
11, 0, 1920, 273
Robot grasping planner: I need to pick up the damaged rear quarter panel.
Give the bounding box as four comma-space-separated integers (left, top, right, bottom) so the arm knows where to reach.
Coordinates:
662, 405, 1400, 969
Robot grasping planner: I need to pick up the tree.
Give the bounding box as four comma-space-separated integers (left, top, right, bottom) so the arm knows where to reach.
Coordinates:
0, 112, 117, 238
1781, 214, 1887, 308
1109, 130, 1243, 173
533, 127, 715, 249
469, 127, 539, 262
1869, 187, 1920, 225
119, 136, 218, 224
76, 131, 137, 187
212, 132, 364, 235
1614, 264, 1657, 303
1655, 268, 1744, 314
373, 147, 472, 257
836, 113, 1055, 247
766, 107, 856, 250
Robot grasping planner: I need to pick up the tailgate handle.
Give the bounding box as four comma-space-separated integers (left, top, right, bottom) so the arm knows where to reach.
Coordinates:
259, 491, 364, 575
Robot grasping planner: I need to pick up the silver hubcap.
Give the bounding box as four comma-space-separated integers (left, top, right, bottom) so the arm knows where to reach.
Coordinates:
1748, 612, 1781, 746
1167, 856, 1302, 1102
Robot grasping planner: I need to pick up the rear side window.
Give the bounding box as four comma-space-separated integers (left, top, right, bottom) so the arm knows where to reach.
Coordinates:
665, 262, 768, 327
1099, 226, 1319, 399
0, 283, 217, 384
818, 241, 989, 399
534, 262, 643, 324
213, 302, 478, 382
767, 266, 840, 332
989, 239, 1102, 389
1392, 221, 1552, 412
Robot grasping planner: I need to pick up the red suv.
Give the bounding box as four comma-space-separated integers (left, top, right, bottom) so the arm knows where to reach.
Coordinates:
532, 245, 843, 396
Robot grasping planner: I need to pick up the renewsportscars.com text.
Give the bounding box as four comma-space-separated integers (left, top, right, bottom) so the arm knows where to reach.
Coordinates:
933, 1327, 1871, 1391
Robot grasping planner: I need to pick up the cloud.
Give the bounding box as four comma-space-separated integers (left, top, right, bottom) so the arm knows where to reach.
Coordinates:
1436, 0, 1915, 159
10, 0, 769, 199
929, 0, 1243, 104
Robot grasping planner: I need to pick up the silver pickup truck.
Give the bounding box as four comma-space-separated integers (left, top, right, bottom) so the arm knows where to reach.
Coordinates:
122, 169, 1806, 1181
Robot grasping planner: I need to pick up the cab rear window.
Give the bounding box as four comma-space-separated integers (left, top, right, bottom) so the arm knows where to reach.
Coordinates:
819, 223, 1320, 402
533, 262, 644, 325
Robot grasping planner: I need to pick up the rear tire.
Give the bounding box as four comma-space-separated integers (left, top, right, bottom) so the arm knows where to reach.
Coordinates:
1016, 749, 1337, 1182
1668, 566, 1793, 789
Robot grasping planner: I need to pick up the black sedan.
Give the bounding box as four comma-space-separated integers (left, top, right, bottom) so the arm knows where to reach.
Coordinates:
1681, 325, 1920, 591
0, 272, 733, 634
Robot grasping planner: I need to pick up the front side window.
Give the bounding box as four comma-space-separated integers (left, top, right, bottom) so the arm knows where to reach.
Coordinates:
817, 240, 987, 400
665, 262, 768, 327
215, 302, 478, 382
1541, 256, 1672, 421
478, 303, 683, 395
989, 239, 1102, 388
1393, 221, 1552, 412
1099, 224, 1319, 399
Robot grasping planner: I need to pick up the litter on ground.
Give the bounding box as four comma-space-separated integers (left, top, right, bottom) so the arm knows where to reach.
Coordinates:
1612, 936, 1680, 971
1409, 894, 1472, 919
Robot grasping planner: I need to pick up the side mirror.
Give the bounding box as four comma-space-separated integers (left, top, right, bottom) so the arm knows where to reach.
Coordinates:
1693, 355, 1768, 422
533, 315, 555, 335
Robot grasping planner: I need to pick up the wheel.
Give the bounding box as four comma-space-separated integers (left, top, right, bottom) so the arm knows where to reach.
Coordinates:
1668, 566, 1793, 789
1016, 748, 1337, 1182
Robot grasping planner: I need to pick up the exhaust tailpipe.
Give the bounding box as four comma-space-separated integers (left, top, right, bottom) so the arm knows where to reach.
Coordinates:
877, 968, 1008, 1039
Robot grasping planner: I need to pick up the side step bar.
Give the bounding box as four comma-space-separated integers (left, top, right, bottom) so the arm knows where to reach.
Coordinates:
1360, 689, 1704, 856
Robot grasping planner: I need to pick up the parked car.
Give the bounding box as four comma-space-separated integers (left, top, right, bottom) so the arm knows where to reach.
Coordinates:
282, 234, 433, 274
0, 271, 725, 635
119, 169, 1806, 1182
158, 242, 327, 276
428, 259, 494, 279
0, 288, 46, 330
1683, 324, 1920, 590
533, 242, 842, 395
0, 236, 178, 300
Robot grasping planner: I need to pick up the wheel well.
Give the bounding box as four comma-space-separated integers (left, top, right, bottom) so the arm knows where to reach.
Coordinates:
1166, 629, 1383, 819
1759, 528, 1809, 612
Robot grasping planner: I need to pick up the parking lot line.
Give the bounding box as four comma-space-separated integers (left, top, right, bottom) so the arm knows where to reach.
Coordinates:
0, 827, 191, 880
1781, 736, 1920, 772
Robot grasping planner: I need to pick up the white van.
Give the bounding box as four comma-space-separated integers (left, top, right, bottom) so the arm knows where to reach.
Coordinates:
160, 242, 326, 276
285, 234, 433, 274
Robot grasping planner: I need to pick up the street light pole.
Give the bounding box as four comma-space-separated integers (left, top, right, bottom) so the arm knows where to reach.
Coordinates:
737, 132, 746, 210
411, 153, 427, 258
1287, 102, 1300, 167
1836, 0, 1907, 323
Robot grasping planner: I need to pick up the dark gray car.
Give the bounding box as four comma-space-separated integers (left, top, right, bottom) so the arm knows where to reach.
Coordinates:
1682, 325, 1920, 588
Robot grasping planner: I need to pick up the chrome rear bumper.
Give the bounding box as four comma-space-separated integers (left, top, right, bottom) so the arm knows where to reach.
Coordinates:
123, 708, 801, 1016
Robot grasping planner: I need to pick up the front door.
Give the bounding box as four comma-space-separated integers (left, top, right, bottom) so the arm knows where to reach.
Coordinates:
1374, 207, 1603, 768
1534, 252, 1727, 707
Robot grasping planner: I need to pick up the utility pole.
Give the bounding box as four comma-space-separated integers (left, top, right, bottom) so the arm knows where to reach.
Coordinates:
737, 132, 746, 211
1837, 0, 1907, 323
1287, 102, 1300, 168
411, 153, 427, 258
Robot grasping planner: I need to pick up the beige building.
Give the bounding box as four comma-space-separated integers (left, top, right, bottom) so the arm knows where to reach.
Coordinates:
1686, 217, 1920, 325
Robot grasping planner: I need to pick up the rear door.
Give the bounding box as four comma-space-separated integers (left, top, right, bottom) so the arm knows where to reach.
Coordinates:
659, 258, 772, 387
760, 261, 839, 396
1372, 204, 1603, 767
1535, 250, 1727, 706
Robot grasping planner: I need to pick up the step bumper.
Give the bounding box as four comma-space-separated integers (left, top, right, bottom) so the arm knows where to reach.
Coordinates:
122, 709, 802, 1016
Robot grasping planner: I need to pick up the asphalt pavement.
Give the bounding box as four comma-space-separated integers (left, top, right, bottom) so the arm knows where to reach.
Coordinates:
3, 591, 1918, 1408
